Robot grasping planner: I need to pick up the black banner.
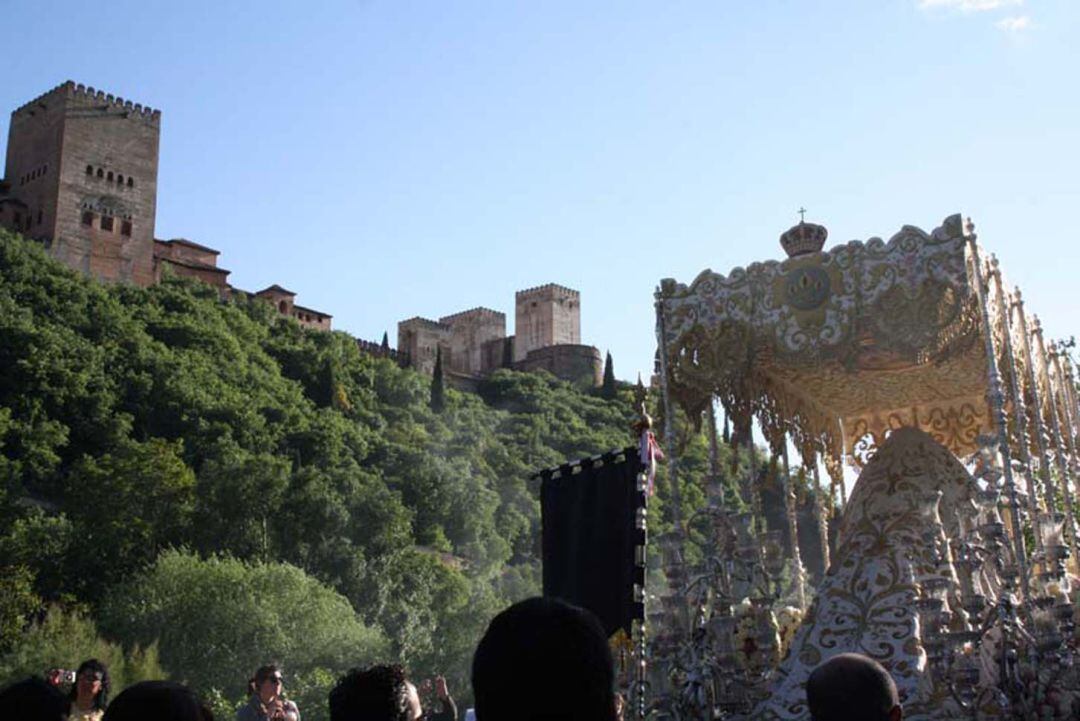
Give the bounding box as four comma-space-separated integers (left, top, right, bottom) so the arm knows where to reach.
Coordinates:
539, 448, 645, 638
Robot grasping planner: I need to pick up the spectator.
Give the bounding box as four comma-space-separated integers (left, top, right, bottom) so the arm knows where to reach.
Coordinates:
0, 677, 69, 721
806, 653, 902, 721
329, 664, 421, 721
419, 675, 457, 721
471, 597, 616, 721
237, 665, 300, 721
68, 658, 110, 721
102, 680, 213, 721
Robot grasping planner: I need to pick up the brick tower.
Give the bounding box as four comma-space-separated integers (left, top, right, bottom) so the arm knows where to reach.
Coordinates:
513, 284, 581, 362
1, 81, 161, 286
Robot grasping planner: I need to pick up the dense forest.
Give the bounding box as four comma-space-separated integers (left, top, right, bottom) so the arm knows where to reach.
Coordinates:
0, 230, 659, 717
0, 230, 806, 718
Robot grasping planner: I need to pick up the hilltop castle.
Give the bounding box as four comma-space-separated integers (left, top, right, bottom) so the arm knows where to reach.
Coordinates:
0, 81, 331, 330
399, 283, 602, 388
0, 81, 602, 386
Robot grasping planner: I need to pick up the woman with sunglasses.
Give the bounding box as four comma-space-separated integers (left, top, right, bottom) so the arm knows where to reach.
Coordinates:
68, 659, 110, 721
236, 665, 300, 721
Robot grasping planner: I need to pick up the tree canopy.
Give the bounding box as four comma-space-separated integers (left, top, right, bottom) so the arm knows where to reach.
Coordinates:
0, 230, 668, 717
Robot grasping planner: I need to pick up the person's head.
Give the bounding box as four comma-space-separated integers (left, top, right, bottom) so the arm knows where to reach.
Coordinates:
806, 653, 902, 721
249, 665, 285, 702
102, 681, 214, 721
69, 658, 110, 709
472, 596, 615, 721
329, 664, 420, 721
0, 677, 68, 721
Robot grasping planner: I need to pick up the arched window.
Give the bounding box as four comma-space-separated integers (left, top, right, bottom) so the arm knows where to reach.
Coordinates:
86, 165, 93, 175
127, 177, 134, 188
82, 211, 94, 226
117, 174, 124, 185
278, 300, 288, 314
107, 171, 113, 182
96, 168, 104, 178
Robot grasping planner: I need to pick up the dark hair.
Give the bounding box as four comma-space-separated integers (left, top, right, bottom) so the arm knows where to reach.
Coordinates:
806, 653, 900, 721
472, 596, 615, 721
68, 658, 111, 710
329, 664, 412, 721
102, 680, 214, 721
248, 664, 283, 697
0, 677, 68, 721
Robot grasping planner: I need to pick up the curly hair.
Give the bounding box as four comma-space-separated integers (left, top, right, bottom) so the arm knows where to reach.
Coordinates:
328, 664, 412, 721
68, 658, 110, 711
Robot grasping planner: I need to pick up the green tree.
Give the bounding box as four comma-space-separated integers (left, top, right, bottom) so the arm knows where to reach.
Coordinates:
0, 606, 164, 692
0, 565, 40, 653
98, 550, 387, 709
430, 347, 445, 413
601, 351, 616, 399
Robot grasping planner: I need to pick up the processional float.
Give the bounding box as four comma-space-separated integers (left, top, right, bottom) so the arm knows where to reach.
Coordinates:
649, 214, 1080, 720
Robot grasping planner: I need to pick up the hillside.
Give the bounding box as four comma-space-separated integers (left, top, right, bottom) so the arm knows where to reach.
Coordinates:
0, 230, 642, 715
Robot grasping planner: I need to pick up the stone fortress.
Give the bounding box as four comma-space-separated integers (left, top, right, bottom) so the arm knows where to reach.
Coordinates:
399, 283, 603, 388
0, 81, 602, 386
0, 81, 333, 331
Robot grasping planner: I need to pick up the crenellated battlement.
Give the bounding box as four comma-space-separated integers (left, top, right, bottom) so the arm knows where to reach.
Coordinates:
439, 307, 505, 324
515, 283, 580, 299
400, 316, 450, 331
12, 80, 161, 122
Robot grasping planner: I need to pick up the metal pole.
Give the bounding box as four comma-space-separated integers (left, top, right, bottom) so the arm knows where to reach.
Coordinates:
1032, 316, 1080, 570
1050, 344, 1080, 492
1014, 290, 1060, 515
780, 441, 807, 607
707, 398, 724, 509
989, 258, 1043, 539
965, 223, 1029, 600
1061, 352, 1080, 450
654, 293, 685, 539
811, 459, 831, 572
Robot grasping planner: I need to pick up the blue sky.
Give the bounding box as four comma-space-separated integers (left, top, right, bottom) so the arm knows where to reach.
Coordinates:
3, 0, 1078, 380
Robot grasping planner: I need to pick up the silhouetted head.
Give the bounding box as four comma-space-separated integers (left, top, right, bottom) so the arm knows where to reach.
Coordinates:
472, 596, 615, 721
806, 653, 901, 721
329, 664, 420, 721
102, 680, 214, 721
0, 677, 68, 721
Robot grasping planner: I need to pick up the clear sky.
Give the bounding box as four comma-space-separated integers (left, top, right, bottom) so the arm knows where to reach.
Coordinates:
3, 0, 1078, 381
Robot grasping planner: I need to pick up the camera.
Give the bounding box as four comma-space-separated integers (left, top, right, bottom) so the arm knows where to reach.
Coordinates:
47, 669, 76, 685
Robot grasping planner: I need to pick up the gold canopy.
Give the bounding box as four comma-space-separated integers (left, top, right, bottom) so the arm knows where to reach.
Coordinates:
656, 214, 996, 468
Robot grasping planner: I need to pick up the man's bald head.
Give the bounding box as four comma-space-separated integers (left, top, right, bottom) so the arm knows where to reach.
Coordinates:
806, 653, 901, 721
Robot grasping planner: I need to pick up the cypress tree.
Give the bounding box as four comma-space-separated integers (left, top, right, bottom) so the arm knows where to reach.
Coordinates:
501, 338, 513, 368
381, 331, 390, 351
431, 346, 445, 412
601, 352, 616, 399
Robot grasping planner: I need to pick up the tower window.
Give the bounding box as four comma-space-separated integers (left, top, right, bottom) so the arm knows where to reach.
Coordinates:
117, 174, 124, 185
121, 220, 132, 236
127, 177, 134, 188
82, 211, 94, 226
86, 165, 93, 175
96, 168, 104, 178
107, 171, 113, 182
100, 216, 114, 232
278, 301, 288, 314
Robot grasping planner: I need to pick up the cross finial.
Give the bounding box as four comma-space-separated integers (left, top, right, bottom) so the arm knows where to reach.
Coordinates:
798, 207, 807, 223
